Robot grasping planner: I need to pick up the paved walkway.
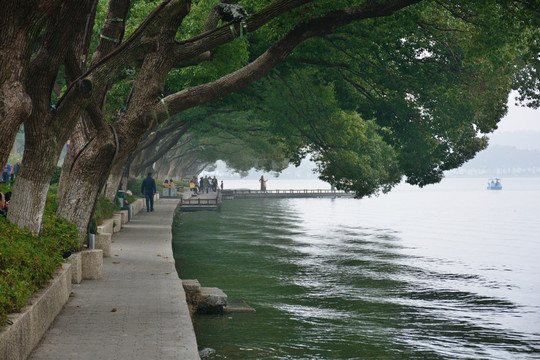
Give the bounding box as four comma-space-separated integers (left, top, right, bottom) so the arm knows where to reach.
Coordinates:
29, 199, 200, 360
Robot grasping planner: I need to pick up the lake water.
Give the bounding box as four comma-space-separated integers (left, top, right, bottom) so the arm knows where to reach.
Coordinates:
172, 177, 540, 359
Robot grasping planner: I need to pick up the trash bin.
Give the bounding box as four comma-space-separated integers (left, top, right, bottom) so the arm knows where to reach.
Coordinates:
88, 233, 95, 249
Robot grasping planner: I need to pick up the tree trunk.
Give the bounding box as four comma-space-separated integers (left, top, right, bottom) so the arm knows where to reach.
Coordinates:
0, 81, 32, 166
7, 133, 60, 233
0, 1, 51, 164
104, 161, 125, 201
56, 128, 116, 244
57, 120, 88, 200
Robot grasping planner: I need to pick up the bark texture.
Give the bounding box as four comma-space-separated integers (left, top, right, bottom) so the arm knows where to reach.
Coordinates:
0, 0, 51, 165
56, 129, 116, 243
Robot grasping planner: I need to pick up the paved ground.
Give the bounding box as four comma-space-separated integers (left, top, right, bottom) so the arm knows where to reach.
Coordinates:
29, 199, 200, 360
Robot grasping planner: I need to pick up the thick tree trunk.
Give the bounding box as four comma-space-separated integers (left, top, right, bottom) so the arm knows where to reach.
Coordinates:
57, 120, 88, 200
0, 1, 57, 164
0, 22, 33, 165
104, 161, 125, 201
8, 177, 50, 234
8, 133, 60, 233
6, 0, 97, 233
0, 81, 32, 166
56, 128, 116, 244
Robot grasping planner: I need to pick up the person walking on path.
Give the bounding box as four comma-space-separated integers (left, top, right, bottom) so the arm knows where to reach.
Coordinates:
141, 172, 157, 212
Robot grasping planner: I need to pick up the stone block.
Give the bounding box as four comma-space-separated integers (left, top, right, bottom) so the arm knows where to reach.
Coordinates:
0, 263, 72, 360
182, 279, 201, 293
197, 287, 228, 314
132, 198, 144, 215
95, 233, 111, 257
67, 252, 82, 284
81, 249, 103, 280
117, 210, 129, 224
182, 279, 201, 316
112, 213, 122, 233
97, 218, 114, 235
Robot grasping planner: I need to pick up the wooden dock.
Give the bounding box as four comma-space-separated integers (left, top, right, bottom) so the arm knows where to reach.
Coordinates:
221, 189, 354, 199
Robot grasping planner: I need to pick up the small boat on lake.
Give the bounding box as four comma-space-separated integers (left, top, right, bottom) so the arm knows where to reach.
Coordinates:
487, 178, 502, 190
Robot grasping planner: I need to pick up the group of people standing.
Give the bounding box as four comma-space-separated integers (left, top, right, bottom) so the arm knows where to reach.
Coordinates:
163, 179, 175, 188
189, 175, 222, 194
2, 159, 20, 183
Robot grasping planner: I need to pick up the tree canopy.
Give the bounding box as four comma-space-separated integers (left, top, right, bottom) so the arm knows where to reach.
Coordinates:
0, 0, 538, 237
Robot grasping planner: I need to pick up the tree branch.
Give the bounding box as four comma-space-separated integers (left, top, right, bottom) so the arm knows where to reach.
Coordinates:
131, 122, 192, 171
154, 0, 423, 122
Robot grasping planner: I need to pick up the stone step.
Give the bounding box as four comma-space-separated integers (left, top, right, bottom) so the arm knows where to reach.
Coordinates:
182, 279, 202, 293
198, 287, 228, 314
223, 300, 256, 313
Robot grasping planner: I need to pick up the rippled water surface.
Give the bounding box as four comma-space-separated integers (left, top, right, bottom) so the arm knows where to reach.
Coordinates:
172, 178, 540, 359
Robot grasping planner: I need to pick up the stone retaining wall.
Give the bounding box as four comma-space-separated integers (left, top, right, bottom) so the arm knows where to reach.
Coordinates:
68, 252, 83, 284
113, 213, 122, 233
131, 198, 144, 215
0, 264, 72, 360
81, 249, 103, 280
95, 233, 111, 257
117, 210, 129, 224
97, 218, 114, 235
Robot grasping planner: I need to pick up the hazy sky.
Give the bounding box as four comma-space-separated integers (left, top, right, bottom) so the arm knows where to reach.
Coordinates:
496, 92, 540, 132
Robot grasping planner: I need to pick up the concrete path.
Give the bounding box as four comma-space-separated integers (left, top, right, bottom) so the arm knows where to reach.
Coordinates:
29, 199, 200, 360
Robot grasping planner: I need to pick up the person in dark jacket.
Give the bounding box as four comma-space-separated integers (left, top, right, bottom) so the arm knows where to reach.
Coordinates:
141, 172, 157, 212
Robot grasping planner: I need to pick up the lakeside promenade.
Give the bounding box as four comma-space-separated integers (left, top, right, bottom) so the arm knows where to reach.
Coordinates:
29, 199, 200, 360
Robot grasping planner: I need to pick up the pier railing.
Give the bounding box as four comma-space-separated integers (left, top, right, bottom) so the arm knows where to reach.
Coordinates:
180, 197, 220, 205
221, 189, 352, 199
224, 189, 348, 194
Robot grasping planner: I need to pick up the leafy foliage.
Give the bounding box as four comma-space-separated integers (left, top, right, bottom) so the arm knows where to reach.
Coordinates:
92, 194, 119, 226
241, 0, 538, 192
0, 193, 79, 327
80, 0, 540, 197
126, 177, 163, 195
